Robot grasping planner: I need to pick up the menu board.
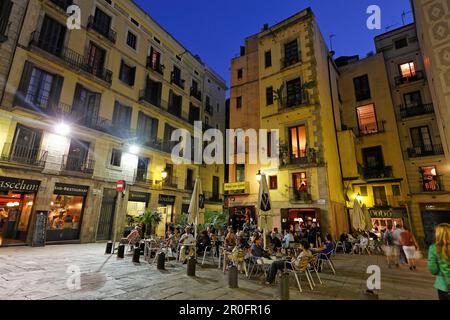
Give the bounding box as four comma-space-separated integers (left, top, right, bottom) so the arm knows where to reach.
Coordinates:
32, 211, 48, 247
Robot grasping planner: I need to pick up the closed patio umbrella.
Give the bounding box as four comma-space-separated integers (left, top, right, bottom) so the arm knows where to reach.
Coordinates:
361, 204, 373, 232
257, 173, 273, 250
352, 199, 366, 232
188, 177, 205, 240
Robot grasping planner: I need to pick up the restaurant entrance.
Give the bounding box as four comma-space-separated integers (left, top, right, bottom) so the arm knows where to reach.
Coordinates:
0, 176, 40, 246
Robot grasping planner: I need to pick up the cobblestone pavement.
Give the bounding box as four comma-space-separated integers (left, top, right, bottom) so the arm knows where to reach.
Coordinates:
0, 244, 439, 300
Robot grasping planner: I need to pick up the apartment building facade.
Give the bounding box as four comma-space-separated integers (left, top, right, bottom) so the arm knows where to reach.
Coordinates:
228, 9, 348, 238
336, 54, 411, 237
412, 0, 450, 245
0, 0, 226, 247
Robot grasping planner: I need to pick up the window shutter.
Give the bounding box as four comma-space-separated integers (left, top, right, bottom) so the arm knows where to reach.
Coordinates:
14, 61, 34, 108
72, 84, 83, 120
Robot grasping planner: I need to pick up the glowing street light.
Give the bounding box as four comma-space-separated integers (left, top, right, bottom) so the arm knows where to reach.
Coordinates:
129, 144, 139, 154
256, 170, 262, 182
55, 122, 71, 136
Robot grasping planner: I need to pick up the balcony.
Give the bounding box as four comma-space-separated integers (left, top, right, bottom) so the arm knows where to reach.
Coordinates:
49, 0, 73, 11
190, 87, 202, 101
278, 91, 309, 112
407, 144, 444, 158
363, 166, 393, 180
204, 191, 223, 203
279, 146, 321, 168
400, 103, 434, 118
146, 58, 164, 76
167, 102, 190, 123
162, 177, 178, 189
87, 16, 117, 44
421, 175, 445, 193
139, 89, 162, 109
171, 72, 185, 90
134, 170, 154, 187
61, 155, 95, 175
289, 188, 313, 204
372, 195, 403, 208
0, 143, 48, 169
281, 52, 302, 69
352, 121, 385, 137
205, 103, 214, 116
395, 70, 425, 86
29, 31, 113, 84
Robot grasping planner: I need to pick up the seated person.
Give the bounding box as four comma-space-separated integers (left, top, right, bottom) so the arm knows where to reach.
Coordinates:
318, 234, 335, 257
282, 230, 295, 249
352, 232, 369, 254
224, 230, 236, 251
270, 232, 282, 252
237, 231, 250, 249
179, 227, 196, 263
121, 225, 142, 250
266, 241, 312, 284
197, 230, 211, 253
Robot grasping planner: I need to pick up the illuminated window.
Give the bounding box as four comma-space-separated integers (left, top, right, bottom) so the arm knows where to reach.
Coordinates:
269, 176, 278, 190
421, 166, 440, 192
357, 104, 378, 135
399, 62, 416, 78
289, 125, 307, 159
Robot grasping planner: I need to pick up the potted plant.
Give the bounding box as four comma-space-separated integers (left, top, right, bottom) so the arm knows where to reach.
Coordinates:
135, 208, 162, 238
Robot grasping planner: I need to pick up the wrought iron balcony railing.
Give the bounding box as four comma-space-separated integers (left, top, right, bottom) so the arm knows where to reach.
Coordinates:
281, 52, 302, 69
190, 87, 202, 101
400, 103, 434, 118
0, 143, 47, 168
352, 121, 385, 137
278, 91, 309, 111
61, 155, 95, 174
363, 166, 393, 180
407, 144, 444, 158
395, 70, 425, 86
170, 72, 185, 89
29, 31, 112, 84
146, 58, 164, 75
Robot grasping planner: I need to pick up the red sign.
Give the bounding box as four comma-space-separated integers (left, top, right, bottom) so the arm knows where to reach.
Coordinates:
116, 180, 125, 193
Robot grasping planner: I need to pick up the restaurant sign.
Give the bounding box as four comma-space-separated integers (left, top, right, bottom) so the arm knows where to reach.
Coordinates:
0, 176, 40, 192
158, 194, 176, 205
224, 182, 247, 192
54, 183, 89, 196
369, 208, 406, 219
129, 191, 150, 203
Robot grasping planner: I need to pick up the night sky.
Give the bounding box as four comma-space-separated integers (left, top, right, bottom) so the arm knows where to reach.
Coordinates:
134, 0, 413, 89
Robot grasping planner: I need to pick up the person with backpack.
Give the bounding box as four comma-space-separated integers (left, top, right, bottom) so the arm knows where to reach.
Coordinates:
428, 223, 450, 300
400, 226, 419, 271
383, 225, 396, 268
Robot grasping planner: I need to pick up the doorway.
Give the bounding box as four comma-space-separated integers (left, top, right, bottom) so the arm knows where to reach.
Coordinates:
96, 189, 117, 241
0, 192, 35, 246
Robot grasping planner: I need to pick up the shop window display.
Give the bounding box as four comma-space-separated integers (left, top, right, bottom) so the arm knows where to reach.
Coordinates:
47, 194, 84, 241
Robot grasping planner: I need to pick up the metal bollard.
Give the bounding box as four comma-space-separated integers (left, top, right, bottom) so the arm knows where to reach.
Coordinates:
279, 272, 290, 300
132, 246, 140, 263
228, 265, 238, 288
157, 252, 166, 270
187, 257, 196, 277
105, 241, 113, 254
117, 244, 125, 259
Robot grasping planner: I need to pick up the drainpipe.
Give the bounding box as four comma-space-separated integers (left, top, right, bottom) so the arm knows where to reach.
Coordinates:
0, 0, 30, 106
326, 53, 348, 233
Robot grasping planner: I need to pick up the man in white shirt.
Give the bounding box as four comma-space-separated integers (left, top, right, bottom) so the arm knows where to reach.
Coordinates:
179, 227, 195, 263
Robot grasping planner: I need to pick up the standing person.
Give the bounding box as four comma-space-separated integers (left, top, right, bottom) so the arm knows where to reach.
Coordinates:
428, 224, 450, 300
392, 224, 405, 266
383, 225, 396, 268
400, 226, 419, 271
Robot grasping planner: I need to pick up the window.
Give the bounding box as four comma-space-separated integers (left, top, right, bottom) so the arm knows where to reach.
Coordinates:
392, 185, 401, 196
0, 0, 13, 41
410, 126, 432, 150
11, 124, 42, 164
267, 131, 272, 157
237, 69, 243, 79
356, 104, 378, 135
38, 15, 66, 56
394, 38, 408, 49
362, 146, 384, 169
189, 104, 200, 124
266, 87, 274, 106
265, 50, 272, 68
65, 139, 90, 172
212, 176, 220, 199
142, 76, 162, 106
353, 75, 371, 101
119, 60, 136, 86
286, 78, 303, 108
171, 66, 184, 88
236, 164, 245, 182
25, 68, 55, 110
186, 169, 194, 190
399, 62, 416, 78
87, 42, 106, 77
136, 157, 149, 181
110, 149, 122, 167
126, 31, 137, 49
373, 186, 388, 207
359, 186, 368, 197
289, 125, 307, 159
404, 91, 422, 108
112, 102, 132, 136
292, 172, 308, 199
269, 176, 278, 190
148, 47, 163, 74
284, 39, 299, 67
92, 8, 112, 37
421, 166, 440, 192
168, 90, 182, 117
72, 84, 101, 127
137, 111, 158, 146
236, 96, 242, 109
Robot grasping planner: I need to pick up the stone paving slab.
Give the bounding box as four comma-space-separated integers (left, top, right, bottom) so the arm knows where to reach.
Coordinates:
0, 243, 439, 300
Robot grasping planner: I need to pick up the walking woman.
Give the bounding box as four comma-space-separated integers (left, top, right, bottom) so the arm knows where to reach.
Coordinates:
428, 223, 450, 300
400, 226, 419, 271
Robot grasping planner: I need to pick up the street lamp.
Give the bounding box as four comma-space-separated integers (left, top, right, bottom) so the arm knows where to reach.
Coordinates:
357, 193, 362, 202
161, 169, 168, 180
55, 122, 71, 136
129, 144, 139, 154
256, 170, 262, 182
